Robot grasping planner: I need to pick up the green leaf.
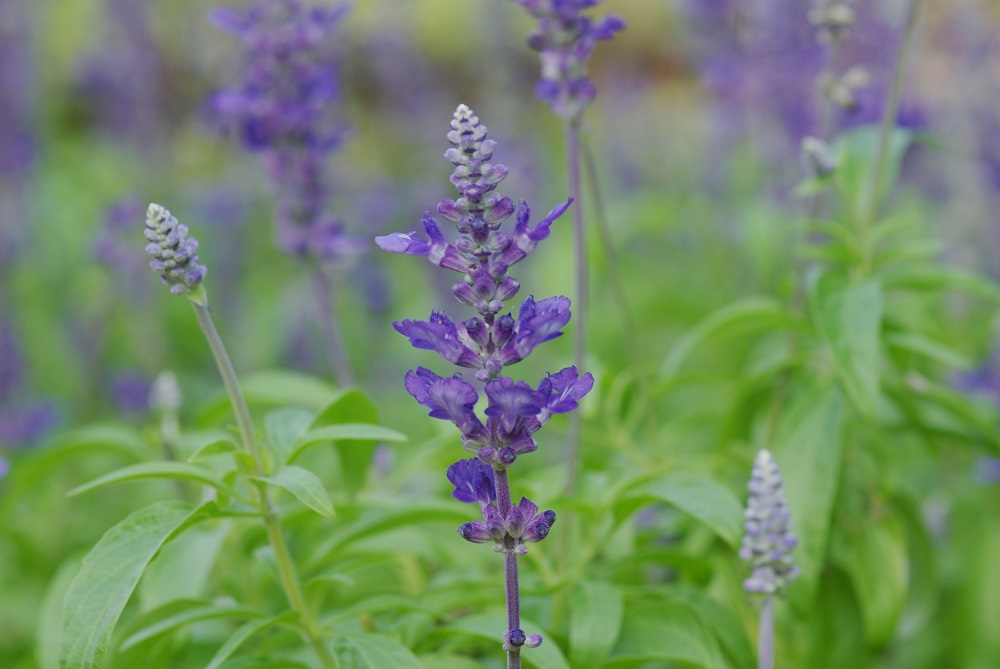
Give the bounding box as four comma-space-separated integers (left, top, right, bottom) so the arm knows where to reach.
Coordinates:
772, 386, 845, 606
844, 513, 908, 646
833, 125, 913, 220
120, 602, 261, 650
187, 437, 238, 463
624, 472, 744, 547
569, 580, 624, 667
448, 614, 570, 669
811, 273, 882, 417
263, 407, 315, 465
307, 389, 404, 497
198, 370, 337, 426
607, 598, 725, 668
671, 586, 755, 669
250, 465, 336, 517
60, 501, 207, 669
205, 613, 293, 669
139, 522, 231, 612
661, 297, 798, 377
288, 424, 407, 465
885, 332, 972, 369
330, 633, 425, 669
880, 264, 1000, 302
68, 461, 241, 499
36, 557, 81, 669
417, 654, 485, 669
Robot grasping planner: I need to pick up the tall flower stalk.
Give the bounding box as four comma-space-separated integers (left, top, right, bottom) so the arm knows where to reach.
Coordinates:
143, 204, 336, 668
739, 449, 799, 669
510, 0, 623, 493
377, 105, 593, 668
210, 0, 360, 386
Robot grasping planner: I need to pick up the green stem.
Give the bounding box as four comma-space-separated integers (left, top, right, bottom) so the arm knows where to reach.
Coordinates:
311, 263, 355, 387
860, 0, 923, 237
564, 120, 587, 497
758, 596, 774, 669
189, 294, 336, 669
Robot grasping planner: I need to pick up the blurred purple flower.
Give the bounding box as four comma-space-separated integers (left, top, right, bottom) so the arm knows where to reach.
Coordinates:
0, 320, 23, 407
94, 198, 149, 287
0, 401, 59, 449
210, 0, 361, 262
110, 372, 152, 415
73, 0, 166, 143
511, 0, 625, 122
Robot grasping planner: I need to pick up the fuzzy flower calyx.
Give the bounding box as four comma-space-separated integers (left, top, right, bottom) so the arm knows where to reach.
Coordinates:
739, 449, 800, 597
144, 204, 207, 295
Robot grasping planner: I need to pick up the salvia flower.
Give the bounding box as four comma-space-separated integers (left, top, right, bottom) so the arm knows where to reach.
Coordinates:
380, 106, 592, 658
511, 0, 625, 122
739, 449, 800, 597
144, 204, 207, 295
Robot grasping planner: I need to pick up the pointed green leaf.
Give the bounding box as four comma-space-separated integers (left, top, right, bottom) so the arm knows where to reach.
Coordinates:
263, 407, 315, 464
139, 522, 231, 612
187, 437, 238, 463
287, 424, 407, 464
205, 613, 293, 669
661, 296, 798, 377
811, 274, 882, 417
306, 389, 405, 497
448, 614, 569, 669
120, 602, 261, 651
772, 386, 844, 605
251, 465, 335, 517
60, 501, 207, 669
845, 513, 908, 646
68, 461, 241, 499
330, 633, 425, 669
569, 580, 624, 667
625, 472, 743, 547
608, 598, 725, 668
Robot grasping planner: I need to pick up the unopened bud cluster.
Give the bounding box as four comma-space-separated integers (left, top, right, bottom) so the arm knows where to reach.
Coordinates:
739, 449, 800, 597
144, 204, 207, 295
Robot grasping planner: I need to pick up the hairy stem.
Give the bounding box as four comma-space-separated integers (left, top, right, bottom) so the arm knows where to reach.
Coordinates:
758, 595, 774, 669
191, 298, 336, 669
564, 121, 587, 496
311, 263, 355, 387
494, 468, 521, 669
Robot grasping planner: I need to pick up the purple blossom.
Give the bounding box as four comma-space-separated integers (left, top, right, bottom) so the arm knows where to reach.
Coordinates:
536, 366, 595, 422
739, 449, 800, 597
394, 311, 482, 369
497, 295, 572, 365
511, 0, 625, 121
447, 457, 497, 504
110, 372, 153, 415
404, 367, 487, 445
144, 204, 207, 295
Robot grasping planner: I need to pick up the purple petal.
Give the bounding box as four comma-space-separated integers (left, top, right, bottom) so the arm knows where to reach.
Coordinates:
374, 231, 430, 255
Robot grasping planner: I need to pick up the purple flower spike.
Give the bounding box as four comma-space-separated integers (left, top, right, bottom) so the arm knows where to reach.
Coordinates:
394, 311, 482, 369
739, 449, 800, 597
447, 458, 497, 505
404, 367, 487, 444
144, 204, 207, 295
